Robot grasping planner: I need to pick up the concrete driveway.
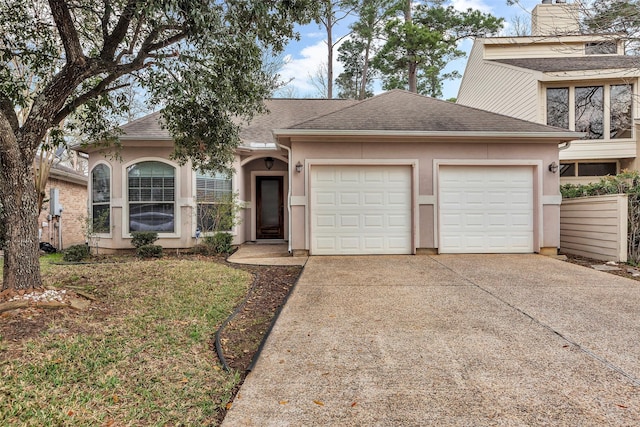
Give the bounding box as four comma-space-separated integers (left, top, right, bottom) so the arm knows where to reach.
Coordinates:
222, 255, 640, 426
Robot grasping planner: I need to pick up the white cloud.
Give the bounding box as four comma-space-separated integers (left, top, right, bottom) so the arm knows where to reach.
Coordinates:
277, 38, 348, 98
304, 31, 326, 39
450, 0, 493, 13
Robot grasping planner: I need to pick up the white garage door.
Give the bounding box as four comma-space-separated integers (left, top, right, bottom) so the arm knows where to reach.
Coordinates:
311, 165, 412, 255
439, 165, 534, 253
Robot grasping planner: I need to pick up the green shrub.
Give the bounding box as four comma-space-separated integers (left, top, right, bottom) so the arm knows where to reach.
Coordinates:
203, 232, 233, 254
136, 244, 163, 259
130, 231, 159, 248
63, 244, 90, 262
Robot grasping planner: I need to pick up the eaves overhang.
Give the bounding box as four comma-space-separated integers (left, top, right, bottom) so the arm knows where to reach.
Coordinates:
272, 129, 582, 142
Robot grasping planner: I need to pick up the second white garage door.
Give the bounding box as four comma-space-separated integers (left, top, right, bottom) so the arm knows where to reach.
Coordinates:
311, 165, 412, 255
439, 165, 534, 253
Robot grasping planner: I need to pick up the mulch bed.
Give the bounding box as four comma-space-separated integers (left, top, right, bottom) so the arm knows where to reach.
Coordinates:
217, 262, 302, 372
562, 253, 640, 282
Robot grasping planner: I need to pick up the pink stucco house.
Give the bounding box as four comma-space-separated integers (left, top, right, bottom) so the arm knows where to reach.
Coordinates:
80, 90, 578, 256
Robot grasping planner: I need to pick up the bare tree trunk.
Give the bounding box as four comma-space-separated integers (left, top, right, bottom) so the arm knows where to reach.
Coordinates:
404, 0, 417, 93
326, 6, 334, 99
0, 125, 42, 291
359, 40, 372, 100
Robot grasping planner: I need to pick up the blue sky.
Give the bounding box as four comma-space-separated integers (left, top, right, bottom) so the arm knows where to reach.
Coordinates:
278, 0, 542, 99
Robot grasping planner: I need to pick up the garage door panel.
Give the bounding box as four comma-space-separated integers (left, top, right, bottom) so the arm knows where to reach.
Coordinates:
316, 215, 336, 228
311, 165, 412, 255
339, 215, 359, 228
315, 192, 336, 205
440, 166, 534, 254
363, 214, 384, 228
340, 192, 359, 205
363, 170, 384, 182
363, 192, 384, 206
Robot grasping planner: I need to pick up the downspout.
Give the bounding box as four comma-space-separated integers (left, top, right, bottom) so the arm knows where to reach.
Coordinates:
280, 144, 293, 253
559, 141, 571, 151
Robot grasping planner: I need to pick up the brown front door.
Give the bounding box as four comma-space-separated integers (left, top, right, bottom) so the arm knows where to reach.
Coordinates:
256, 176, 284, 239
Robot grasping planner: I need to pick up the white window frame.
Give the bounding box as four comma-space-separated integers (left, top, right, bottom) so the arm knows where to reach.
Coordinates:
544, 83, 634, 141
122, 158, 180, 238
194, 170, 234, 235
89, 161, 112, 237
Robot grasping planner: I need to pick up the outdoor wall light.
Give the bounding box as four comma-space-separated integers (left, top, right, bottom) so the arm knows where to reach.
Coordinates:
264, 157, 274, 170
295, 161, 303, 173
548, 162, 559, 174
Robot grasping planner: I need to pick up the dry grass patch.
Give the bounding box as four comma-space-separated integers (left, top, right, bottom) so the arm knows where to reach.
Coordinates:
0, 258, 252, 426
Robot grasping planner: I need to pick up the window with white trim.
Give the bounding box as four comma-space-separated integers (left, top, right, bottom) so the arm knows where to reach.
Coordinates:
127, 161, 175, 232
196, 171, 233, 232
546, 84, 633, 140
91, 164, 110, 233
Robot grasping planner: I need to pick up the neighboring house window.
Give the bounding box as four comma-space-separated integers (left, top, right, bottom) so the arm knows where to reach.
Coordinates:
91, 164, 110, 233
575, 86, 604, 139
196, 171, 233, 232
546, 88, 569, 129
610, 84, 633, 139
127, 161, 175, 232
585, 41, 617, 55
560, 162, 617, 177
546, 84, 633, 140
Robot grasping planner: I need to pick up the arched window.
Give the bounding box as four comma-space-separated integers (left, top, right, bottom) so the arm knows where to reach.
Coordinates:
91, 164, 110, 233
196, 170, 233, 232
127, 161, 175, 233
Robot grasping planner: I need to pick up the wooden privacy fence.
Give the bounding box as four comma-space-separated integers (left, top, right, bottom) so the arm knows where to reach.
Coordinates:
560, 194, 628, 262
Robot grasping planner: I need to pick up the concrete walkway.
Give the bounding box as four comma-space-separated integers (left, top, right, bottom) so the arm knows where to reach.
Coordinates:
227, 243, 307, 266
222, 254, 640, 426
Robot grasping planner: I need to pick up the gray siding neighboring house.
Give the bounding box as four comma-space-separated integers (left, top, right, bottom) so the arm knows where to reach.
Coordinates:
457, 0, 640, 184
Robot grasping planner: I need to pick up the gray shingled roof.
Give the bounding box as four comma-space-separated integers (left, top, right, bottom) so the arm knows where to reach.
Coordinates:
239, 99, 357, 143
119, 99, 358, 143
492, 56, 640, 72
120, 111, 168, 140
287, 89, 573, 134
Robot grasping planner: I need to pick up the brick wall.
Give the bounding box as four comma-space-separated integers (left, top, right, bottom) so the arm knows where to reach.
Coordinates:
39, 176, 88, 249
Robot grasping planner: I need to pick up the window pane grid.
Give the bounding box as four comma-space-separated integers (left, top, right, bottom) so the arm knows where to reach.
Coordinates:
127, 162, 175, 232
91, 164, 110, 233
196, 171, 233, 232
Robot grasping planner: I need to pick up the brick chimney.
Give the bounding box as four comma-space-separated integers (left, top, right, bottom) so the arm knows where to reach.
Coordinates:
531, 0, 581, 36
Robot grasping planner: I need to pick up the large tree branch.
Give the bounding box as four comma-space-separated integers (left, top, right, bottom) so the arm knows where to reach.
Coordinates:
52, 61, 149, 125
101, 0, 112, 42
101, 0, 140, 60
0, 96, 19, 132
115, 14, 145, 63
144, 32, 187, 53
48, 0, 85, 65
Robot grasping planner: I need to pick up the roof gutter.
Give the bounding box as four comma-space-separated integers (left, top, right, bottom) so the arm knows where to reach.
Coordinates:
273, 129, 582, 141
49, 168, 88, 185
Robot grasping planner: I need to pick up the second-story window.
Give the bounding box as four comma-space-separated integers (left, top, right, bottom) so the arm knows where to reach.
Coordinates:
611, 84, 633, 139
546, 84, 633, 140
546, 88, 569, 129
575, 86, 604, 139
585, 41, 617, 55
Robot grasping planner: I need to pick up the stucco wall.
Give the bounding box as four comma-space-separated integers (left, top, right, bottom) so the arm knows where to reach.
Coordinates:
86, 145, 283, 250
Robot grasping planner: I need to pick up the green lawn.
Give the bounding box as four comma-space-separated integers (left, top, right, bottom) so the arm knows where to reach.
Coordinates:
0, 257, 252, 426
